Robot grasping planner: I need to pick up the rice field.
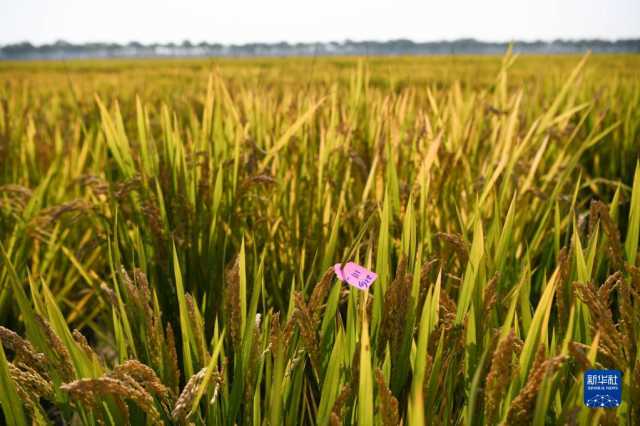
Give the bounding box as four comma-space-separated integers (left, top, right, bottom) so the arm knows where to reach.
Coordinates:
0, 52, 639, 425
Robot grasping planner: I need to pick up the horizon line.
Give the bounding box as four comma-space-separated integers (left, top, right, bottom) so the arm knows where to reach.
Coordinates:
3, 36, 640, 48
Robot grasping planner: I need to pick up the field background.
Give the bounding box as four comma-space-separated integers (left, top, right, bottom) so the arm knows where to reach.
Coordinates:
0, 54, 639, 425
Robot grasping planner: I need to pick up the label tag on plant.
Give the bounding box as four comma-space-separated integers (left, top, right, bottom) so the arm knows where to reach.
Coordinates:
334, 262, 377, 290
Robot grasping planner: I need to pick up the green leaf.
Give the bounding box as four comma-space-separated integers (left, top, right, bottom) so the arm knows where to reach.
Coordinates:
173, 243, 194, 379
317, 328, 345, 426
357, 293, 374, 426
625, 161, 640, 266
0, 344, 27, 426
456, 219, 484, 323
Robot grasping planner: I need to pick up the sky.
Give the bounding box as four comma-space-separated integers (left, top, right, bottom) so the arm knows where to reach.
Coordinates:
1, 0, 638, 45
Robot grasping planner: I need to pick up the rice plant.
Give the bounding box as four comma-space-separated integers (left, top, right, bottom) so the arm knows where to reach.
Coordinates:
0, 51, 639, 425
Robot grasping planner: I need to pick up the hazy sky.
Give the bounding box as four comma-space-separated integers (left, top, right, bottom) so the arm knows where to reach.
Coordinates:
1, 0, 638, 45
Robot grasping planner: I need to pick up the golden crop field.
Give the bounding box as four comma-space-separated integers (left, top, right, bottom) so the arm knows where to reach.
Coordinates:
0, 53, 639, 425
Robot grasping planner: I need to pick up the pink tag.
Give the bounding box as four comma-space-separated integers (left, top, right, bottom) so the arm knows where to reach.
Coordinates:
334, 262, 377, 290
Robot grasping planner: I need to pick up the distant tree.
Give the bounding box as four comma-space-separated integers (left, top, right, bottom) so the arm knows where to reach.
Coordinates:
1, 41, 34, 55
1, 38, 639, 59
